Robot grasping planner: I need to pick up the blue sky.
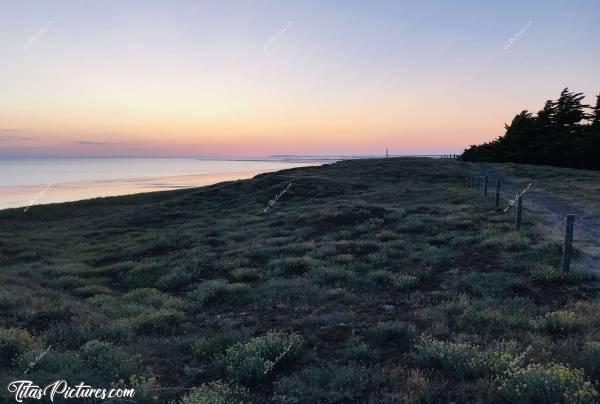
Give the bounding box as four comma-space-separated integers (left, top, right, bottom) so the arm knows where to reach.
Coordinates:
0, 0, 598, 156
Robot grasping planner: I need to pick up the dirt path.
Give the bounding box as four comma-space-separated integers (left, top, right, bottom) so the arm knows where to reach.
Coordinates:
469, 163, 600, 272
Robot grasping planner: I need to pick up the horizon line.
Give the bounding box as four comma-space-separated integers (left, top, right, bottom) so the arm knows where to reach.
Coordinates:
0, 153, 463, 159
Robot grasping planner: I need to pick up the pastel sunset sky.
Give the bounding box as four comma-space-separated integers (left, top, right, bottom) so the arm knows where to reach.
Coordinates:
1, 0, 599, 157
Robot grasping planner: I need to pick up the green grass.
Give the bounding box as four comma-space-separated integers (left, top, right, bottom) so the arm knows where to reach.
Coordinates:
367, 321, 415, 351
486, 162, 600, 212
462, 272, 521, 298
274, 365, 369, 403
1, 157, 599, 402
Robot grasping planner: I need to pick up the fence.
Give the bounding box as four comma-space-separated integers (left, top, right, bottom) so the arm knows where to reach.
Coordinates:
447, 158, 577, 273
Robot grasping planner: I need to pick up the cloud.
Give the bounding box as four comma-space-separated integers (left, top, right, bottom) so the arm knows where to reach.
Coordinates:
74, 141, 121, 145
0, 128, 26, 132
0, 135, 34, 141
0, 129, 34, 141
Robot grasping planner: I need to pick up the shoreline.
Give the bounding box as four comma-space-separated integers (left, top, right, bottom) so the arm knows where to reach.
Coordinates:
0, 164, 324, 211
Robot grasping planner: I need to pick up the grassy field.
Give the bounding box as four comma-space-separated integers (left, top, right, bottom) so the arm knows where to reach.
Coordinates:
1, 158, 599, 403
482, 162, 600, 212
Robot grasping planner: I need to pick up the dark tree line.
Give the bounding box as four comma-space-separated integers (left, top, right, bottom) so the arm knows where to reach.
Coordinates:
462, 88, 600, 169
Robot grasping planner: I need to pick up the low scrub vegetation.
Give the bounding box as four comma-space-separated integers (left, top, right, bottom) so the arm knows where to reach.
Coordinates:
223, 332, 303, 386
530, 310, 583, 335
499, 363, 598, 403
368, 321, 415, 351
0, 328, 40, 367
412, 335, 515, 379
1, 158, 599, 402
181, 381, 249, 404
274, 365, 369, 404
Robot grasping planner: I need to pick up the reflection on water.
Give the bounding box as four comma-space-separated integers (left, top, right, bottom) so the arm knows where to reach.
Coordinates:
0, 159, 323, 210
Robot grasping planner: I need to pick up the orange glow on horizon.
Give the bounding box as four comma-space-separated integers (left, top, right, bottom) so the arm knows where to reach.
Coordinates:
4, 1, 596, 157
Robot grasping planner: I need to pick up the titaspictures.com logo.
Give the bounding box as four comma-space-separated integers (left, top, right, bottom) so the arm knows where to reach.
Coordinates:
7, 380, 135, 402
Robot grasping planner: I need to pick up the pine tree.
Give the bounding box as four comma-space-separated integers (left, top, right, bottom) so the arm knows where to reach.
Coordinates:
462, 87, 598, 169
554, 88, 590, 130
536, 100, 557, 129
504, 110, 535, 141
591, 93, 600, 129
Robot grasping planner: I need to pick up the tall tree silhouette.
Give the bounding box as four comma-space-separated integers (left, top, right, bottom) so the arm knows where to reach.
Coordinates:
536, 100, 557, 130
462, 87, 600, 169
592, 93, 600, 130
504, 111, 535, 144
554, 88, 590, 130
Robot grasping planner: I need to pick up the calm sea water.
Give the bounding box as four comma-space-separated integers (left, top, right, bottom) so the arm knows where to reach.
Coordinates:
0, 157, 330, 210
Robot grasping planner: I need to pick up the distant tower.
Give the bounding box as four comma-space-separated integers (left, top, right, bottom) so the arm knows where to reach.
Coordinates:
386, 148, 389, 158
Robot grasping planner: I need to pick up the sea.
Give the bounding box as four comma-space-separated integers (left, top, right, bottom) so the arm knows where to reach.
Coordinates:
0, 157, 337, 210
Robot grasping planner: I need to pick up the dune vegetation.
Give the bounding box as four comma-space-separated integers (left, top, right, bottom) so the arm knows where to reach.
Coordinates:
1, 158, 599, 403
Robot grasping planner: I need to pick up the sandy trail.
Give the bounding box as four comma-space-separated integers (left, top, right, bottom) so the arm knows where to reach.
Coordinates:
469, 163, 600, 271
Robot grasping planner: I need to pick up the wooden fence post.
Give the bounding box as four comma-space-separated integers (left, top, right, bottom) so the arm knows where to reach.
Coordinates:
560, 215, 576, 272
484, 176, 489, 196
515, 195, 523, 230
495, 180, 501, 208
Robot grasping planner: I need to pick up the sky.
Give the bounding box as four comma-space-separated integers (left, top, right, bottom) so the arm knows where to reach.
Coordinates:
0, 0, 599, 157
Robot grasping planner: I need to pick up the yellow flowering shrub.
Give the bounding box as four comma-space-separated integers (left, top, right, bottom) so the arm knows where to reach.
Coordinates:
181, 381, 248, 404
530, 310, 582, 334
0, 328, 41, 367
224, 331, 303, 385
412, 336, 516, 379
499, 362, 598, 403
